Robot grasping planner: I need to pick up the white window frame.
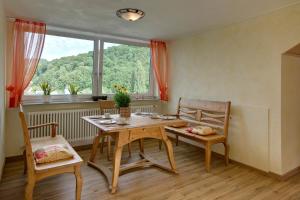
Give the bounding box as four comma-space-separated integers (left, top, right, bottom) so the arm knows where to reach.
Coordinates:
22, 29, 156, 104
100, 39, 155, 98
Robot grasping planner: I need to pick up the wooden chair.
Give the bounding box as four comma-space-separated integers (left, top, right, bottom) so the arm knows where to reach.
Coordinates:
165, 97, 231, 172
99, 100, 131, 160
19, 105, 83, 200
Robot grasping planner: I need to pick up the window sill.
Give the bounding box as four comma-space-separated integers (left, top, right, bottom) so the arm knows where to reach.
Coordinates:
21, 96, 160, 106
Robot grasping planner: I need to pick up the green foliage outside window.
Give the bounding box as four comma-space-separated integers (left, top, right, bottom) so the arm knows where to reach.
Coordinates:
27, 44, 150, 95
102, 44, 150, 94
30, 52, 93, 94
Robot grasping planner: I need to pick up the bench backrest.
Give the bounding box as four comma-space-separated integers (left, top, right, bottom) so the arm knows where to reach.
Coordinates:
177, 98, 231, 138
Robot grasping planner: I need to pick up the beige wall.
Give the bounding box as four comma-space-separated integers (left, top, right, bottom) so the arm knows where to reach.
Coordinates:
166, 4, 300, 175
0, 0, 6, 180
281, 54, 300, 174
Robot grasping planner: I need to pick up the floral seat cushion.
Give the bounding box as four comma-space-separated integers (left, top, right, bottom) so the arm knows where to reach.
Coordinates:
34, 144, 74, 164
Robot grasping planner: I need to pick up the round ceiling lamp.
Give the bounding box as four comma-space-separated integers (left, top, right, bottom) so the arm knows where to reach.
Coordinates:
116, 8, 145, 22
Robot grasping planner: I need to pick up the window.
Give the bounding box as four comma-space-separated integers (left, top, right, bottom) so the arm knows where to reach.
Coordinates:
24, 35, 94, 95
102, 42, 151, 94
23, 32, 154, 102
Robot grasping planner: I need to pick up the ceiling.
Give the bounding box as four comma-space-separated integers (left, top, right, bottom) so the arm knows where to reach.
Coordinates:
4, 0, 300, 40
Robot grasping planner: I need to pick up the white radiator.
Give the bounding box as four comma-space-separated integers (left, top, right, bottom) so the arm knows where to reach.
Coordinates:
27, 105, 157, 146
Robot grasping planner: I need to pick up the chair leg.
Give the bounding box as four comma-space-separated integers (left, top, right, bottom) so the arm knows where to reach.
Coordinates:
25, 177, 35, 200
74, 165, 83, 200
205, 142, 212, 172
107, 136, 111, 161
158, 140, 162, 151
100, 136, 105, 153
127, 143, 132, 157
176, 135, 179, 146
139, 139, 144, 153
223, 142, 229, 165
23, 150, 27, 174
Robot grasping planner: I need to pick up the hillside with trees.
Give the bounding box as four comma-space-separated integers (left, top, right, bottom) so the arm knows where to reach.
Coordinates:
28, 44, 150, 95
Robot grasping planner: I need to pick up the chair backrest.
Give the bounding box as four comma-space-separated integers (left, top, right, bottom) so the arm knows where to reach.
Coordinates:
19, 104, 35, 174
99, 100, 117, 114
177, 98, 231, 138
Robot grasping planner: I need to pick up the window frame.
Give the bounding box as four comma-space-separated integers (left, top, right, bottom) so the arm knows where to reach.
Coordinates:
22, 29, 155, 104
100, 39, 155, 98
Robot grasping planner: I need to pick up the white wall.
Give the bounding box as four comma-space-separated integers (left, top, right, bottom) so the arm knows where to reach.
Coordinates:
281, 54, 300, 174
0, 0, 6, 180
165, 4, 300, 175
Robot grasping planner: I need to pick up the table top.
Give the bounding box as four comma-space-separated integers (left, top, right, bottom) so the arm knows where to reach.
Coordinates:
82, 114, 185, 133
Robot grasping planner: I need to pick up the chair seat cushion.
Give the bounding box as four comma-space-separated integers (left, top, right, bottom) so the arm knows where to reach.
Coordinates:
165, 126, 225, 142
34, 144, 74, 164
186, 126, 216, 136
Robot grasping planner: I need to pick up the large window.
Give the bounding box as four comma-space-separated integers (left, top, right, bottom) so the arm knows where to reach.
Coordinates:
102, 42, 151, 94
25, 35, 94, 95
24, 33, 153, 102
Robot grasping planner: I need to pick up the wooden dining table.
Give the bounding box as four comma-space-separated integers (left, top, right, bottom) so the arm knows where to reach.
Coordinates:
82, 114, 185, 193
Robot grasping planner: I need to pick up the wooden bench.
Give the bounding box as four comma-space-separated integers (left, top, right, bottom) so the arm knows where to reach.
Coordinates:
165, 98, 231, 172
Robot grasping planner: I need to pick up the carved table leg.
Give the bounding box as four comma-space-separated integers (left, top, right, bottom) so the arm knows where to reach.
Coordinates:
160, 127, 177, 173
107, 136, 111, 161
111, 134, 124, 194
89, 134, 100, 162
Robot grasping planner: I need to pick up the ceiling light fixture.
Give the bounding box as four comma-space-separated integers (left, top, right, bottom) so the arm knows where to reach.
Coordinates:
116, 8, 145, 22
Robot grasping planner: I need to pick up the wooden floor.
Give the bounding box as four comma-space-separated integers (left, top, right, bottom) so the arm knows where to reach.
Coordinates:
1, 139, 300, 200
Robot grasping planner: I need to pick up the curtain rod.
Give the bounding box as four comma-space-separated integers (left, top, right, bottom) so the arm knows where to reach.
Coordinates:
6, 16, 150, 44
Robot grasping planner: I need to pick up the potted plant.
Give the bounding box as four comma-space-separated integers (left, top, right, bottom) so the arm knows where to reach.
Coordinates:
68, 84, 80, 102
113, 84, 131, 118
39, 81, 53, 103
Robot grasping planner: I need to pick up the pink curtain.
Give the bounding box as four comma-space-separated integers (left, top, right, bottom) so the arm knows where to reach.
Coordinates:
6, 19, 46, 108
150, 40, 169, 101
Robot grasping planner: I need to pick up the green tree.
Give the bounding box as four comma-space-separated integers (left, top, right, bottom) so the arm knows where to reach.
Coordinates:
29, 45, 150, 95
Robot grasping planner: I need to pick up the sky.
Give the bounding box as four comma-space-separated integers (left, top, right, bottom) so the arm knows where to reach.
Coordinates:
41, 35, 119, 61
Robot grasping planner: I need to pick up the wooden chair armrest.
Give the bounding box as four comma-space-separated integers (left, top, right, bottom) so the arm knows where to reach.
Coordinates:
28, 123, 58, 130
28, 123, 58, 137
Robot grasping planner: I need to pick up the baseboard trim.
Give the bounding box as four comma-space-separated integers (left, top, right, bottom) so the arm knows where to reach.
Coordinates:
73, 144, 93, 151
269, 166, 300, 181
0, 157, 5, 182
5, 155, 23, 163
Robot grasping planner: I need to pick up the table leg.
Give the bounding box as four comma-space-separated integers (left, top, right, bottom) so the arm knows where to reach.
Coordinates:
160, 127, 177, 173
162, 138, 177, 173
89, 134, 100, 162
87, 126, 179, 194
107, 136, 111, 161
111, 146, 123, 194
